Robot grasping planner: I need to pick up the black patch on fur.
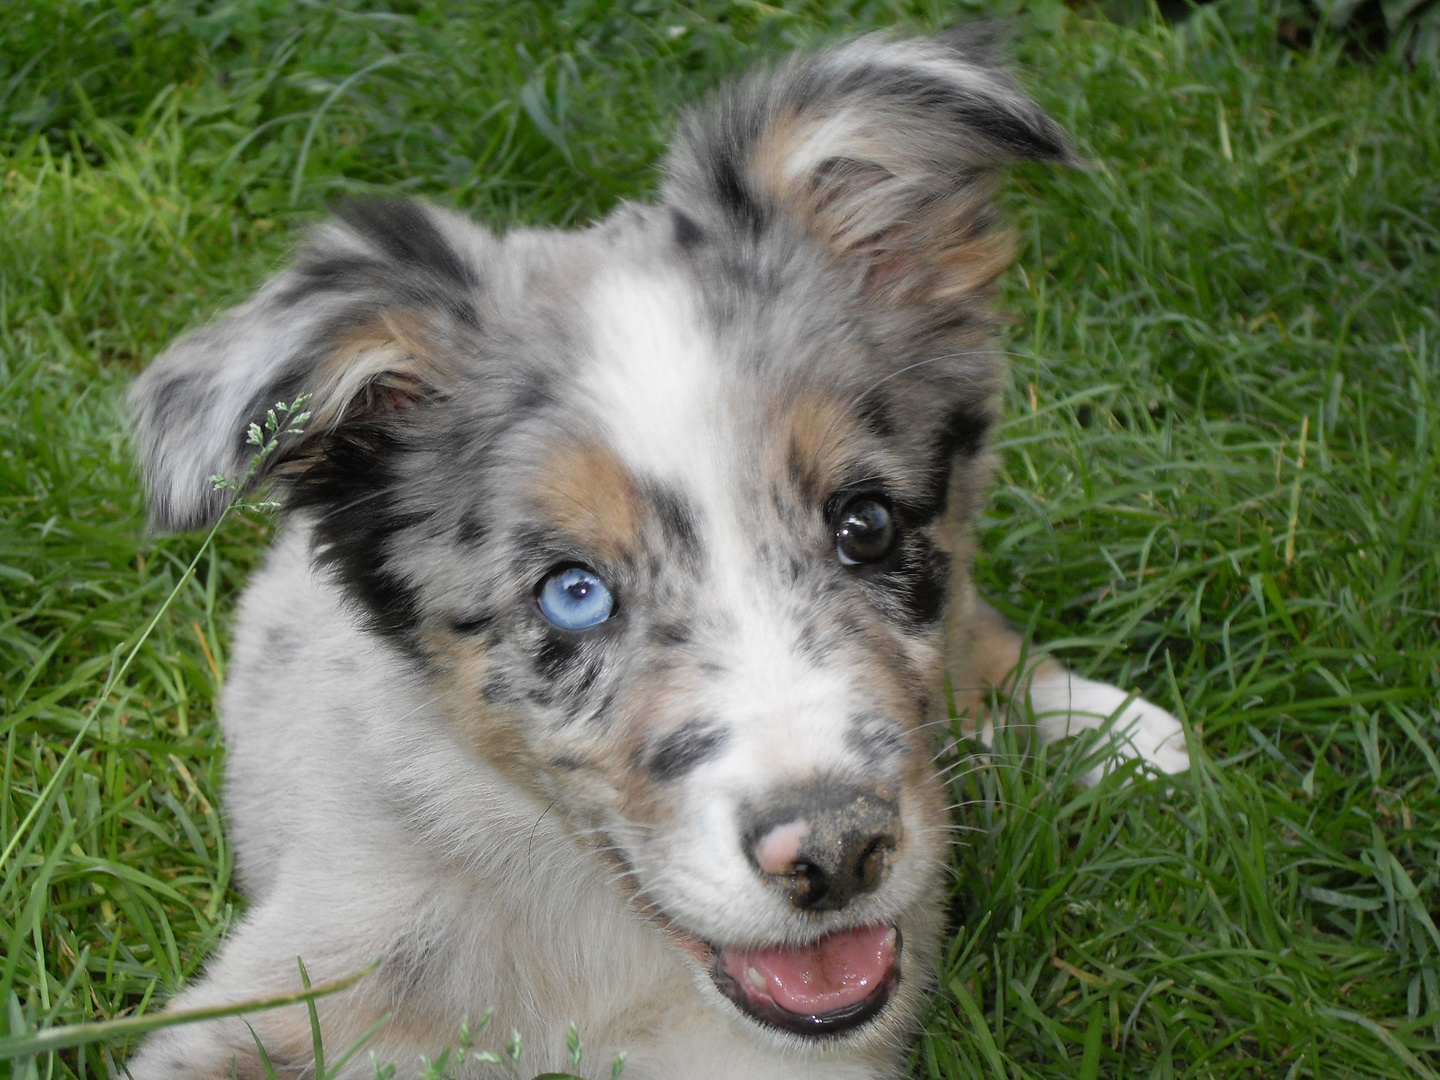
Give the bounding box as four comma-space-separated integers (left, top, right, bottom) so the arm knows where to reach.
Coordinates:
646, 484, 700, 554
275, 203, 481, 330
510, 368, 555, 415
456, 509, 488, 546
846, 713, 907, 765
944, 88, 1071, 162
786, 440, 818, 508
574, 656, 603, 698
795, 619, 833, 663
535, 632, 582, 681
648, 620, 692, 647
886, 537, 950, 628
648, 718, 731, 782
281, 260, 479, 332
335, 199, 476, 289
276, 253, 379, 306
451, 610, 496, 635
482, 668, 517, 702
820, 63, 1071, 163
711, 152, 767, 235
287, 418, 430, 642
233, 366, 312, 460
588, 684, 621, 726
149, 373, 192, 420
671, 207, 706, 250
898, 402, 996, 528
858, 395, 896, 440
524, 682, 559, 709
263, 624, 299, 652
384, 931, 441, 998
934, 402, 993, 462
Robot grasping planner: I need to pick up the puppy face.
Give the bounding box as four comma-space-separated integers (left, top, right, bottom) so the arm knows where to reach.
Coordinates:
131, 35, 1072, 1050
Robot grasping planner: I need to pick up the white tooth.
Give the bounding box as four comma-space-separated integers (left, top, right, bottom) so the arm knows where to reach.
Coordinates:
747, 966, 768, 993
884, 927, 898, 949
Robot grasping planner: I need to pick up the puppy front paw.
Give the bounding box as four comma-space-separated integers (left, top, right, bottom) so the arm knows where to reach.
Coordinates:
1027, 673, 1191, 786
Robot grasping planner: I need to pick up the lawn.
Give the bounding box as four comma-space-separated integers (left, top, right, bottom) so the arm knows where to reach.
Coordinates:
1, 1, 1437, 1077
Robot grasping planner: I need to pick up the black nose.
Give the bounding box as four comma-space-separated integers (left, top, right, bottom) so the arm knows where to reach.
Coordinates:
746, 784, 902, 912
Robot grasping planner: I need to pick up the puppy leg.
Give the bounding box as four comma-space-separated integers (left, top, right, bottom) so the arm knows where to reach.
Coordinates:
955, 600, 1190, 784
121, 891, 398, 1080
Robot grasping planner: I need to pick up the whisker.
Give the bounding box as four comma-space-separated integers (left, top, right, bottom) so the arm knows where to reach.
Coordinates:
845, 346, 1016, 415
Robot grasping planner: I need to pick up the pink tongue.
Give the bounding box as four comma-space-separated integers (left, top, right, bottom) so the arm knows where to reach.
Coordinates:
722, 924, 895, 1015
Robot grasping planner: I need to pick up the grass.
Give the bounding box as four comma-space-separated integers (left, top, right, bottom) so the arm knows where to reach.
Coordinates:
1, 0, 1437, 1076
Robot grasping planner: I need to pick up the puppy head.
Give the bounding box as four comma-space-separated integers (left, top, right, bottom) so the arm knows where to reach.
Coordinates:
132, 34, 1069, 1054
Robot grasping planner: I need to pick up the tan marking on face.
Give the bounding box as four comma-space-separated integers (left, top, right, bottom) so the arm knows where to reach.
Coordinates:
781, 390, 860, 500
529, 438, 646, 566
423, 627, 545, 791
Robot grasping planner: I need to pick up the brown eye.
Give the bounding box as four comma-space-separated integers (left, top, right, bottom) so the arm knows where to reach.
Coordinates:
835, 499, 895, 566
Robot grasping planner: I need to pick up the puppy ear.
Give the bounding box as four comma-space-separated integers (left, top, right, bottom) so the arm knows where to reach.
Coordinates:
663, 33, 1074, 307
130, 200, 482, 532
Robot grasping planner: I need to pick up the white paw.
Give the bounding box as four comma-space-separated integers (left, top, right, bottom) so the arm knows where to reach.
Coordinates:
1026, 673, 1191, 786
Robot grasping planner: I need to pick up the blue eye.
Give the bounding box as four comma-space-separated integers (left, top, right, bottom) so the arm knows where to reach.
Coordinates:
537, 566, 615, 631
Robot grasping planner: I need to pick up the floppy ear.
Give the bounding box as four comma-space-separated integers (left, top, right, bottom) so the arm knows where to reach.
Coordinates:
663, 32, 1074, 310
130, 200, 484, 532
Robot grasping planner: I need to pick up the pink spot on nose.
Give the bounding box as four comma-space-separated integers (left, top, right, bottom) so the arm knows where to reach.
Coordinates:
754, 820, 810, 875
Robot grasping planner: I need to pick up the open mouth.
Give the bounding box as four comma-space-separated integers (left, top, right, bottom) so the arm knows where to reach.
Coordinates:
602, 845, 901, 1038
710, 923, 901, 1037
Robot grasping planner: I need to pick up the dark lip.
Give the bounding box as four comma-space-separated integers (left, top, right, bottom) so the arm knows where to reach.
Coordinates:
708, 928, 902, 1038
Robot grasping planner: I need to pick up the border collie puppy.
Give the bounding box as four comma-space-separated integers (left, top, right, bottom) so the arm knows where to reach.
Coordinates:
127, 33, 1188, 1079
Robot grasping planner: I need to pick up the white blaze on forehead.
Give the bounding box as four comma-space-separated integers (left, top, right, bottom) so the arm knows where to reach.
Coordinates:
580, 271, 870, 782
581, 272, 723, 486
